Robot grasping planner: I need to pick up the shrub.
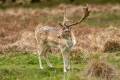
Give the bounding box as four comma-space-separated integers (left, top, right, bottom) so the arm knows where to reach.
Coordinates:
104, 40, 120, 53
87, 60, 115, 80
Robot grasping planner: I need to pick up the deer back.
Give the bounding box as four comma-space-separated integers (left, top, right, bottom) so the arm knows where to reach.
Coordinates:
35, 25, 66, 47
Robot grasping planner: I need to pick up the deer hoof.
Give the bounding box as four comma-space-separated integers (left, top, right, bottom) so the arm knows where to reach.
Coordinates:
64, 69, 67, 73
48, 64, 54, 68
40, 66, 44, 69
67, 66, 71, 70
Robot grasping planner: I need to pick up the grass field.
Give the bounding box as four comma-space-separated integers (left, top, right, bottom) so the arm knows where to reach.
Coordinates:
0, 52, 84, 80
0, 2, 120, 80
0, 52, 120, 80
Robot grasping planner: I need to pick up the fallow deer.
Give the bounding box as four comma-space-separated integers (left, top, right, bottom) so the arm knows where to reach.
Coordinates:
35, 6, 90, 72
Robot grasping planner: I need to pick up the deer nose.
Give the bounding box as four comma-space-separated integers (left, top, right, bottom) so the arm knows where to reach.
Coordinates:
64, 29, 69, 32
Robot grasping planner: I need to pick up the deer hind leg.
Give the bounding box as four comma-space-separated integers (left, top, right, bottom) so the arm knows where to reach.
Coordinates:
45, 56, 53, 68
36, 40, 53, 69
35, 37, 44, 69
37, 49, 44, 69
43, 48, 53, 68
37, 44, 48, 69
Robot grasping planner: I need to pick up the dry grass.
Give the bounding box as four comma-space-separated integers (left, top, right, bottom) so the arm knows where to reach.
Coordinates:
75, 26, 120, 53
87, 59, 116, 80
0, 4, 120, 53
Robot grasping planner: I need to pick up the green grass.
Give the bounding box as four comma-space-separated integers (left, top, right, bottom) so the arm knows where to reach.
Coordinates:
0, 52, 86, 80
0, 52, 120, 80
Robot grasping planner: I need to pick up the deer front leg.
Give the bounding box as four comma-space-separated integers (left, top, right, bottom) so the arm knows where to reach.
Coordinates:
66, 56, 70, 70
62, 52, 70, 72
63, 54, 67, 72
60, 48, 66, 72
43, 47, 53, 68
60, 47, 70, 72
64, 54, 71, 70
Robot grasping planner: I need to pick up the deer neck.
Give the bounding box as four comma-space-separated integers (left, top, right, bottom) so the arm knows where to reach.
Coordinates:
65, 31, 76, 49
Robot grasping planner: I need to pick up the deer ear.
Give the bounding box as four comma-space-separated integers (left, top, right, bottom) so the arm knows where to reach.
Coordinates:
59, 22, 67, 29
59, 23, 64, 27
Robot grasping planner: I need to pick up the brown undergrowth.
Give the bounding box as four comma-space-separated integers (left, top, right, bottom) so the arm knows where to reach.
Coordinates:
87, 60, 116, 80
0, 5, 120, 53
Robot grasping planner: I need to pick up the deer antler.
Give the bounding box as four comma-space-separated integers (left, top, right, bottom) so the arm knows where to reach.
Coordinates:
66, 6, 90, 27
59, 8, 70, 27
62, 8, 69, 25
59, 5, 90, 27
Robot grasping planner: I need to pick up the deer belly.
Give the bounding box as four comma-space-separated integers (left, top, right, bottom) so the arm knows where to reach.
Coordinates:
47, 39, 66, 48
47, 41, 59, 48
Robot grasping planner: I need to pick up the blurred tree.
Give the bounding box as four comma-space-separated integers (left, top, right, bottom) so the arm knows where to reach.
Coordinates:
0, 0, 16, 4
5, 0, 12, 3
12, 0, 16, 2
70, 0, 74, 2
31, 0, 40, 3
16, 0, 31, 5
0, 0, 6, 4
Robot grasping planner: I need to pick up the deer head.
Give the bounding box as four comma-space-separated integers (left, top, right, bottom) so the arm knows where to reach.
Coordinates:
59, 6, 90, 38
